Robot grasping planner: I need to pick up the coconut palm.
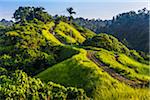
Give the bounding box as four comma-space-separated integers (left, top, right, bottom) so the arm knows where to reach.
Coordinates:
66, 7, 76, 46
66, 7, 76, 23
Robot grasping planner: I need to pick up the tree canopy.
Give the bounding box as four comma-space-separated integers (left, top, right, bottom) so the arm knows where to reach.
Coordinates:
13, 7, 52, 23
73, 8, 150, 52
66, 7, 76, 22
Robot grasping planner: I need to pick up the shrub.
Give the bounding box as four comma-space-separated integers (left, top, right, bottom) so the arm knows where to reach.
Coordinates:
0, 68, 89, 100
83, 33, 130, 55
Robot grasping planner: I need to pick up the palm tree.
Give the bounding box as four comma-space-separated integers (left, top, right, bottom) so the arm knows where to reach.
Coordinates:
66, 7, 76, 23
66, 7, 76, 46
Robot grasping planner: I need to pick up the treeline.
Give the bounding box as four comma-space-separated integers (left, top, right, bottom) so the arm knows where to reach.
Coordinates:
73, 8, 149, 52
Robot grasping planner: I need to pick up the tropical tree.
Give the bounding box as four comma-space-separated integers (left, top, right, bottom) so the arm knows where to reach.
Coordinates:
13, 6, 51, 23
66, 7, 76, 23
66, 7, 76, 45
13, 7, 31, 22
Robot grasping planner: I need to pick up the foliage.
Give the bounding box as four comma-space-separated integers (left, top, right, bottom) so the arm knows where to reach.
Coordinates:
54, 45, 80, 61
0, 19, 13, 27
73, 23, 96, 39
74, 8, 149, 52
110, 8, 149, 52
54, 21, 85, 44
0, 20, 84, 75
66, 7, 76, 23
73, 17, 109, 34
0, 25, 5, 29
0, 6, 150, 100
0, 17, 86, 76
13, 7, 52, 23
129, 50, 149, 65
83, 33, 130, 55
36, 50, 150, 100
0, 68, 89, 100
0, 20, 61, 75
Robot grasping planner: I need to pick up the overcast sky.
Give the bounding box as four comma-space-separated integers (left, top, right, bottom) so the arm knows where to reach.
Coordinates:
0, 0, 149, 20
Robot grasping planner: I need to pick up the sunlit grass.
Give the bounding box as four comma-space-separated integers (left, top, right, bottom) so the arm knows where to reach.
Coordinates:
118, 54, 149, 76
95, 49, 150, 81
36, 49, 150, 100
42, 30, 61, 45
54, 21, 85, 44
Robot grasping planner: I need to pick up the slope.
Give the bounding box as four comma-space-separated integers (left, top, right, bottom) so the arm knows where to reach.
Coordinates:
83, 33, 130, 55
87, 50, 149, 88
36, 49, 150, 100
1, 16, 150, 100
0, 20, 67, 75
54, 21, 86, 44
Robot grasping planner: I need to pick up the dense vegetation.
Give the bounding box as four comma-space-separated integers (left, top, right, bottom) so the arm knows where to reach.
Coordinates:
74, 8, 149, 52
13, 7, 52, 23
36, 49, 150, 99
83, 33, 130, 55
0, 6, 150, 100
0, 67, 88, 100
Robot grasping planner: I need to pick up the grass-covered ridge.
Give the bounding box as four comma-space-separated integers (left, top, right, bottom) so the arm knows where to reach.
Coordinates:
0, 12, 150, 100
94, 49, 150, 82
36, 49, 150, 99
0, 20, 82, 75
0, 20, 61, 74
83, 33, 130, 55
54, 21, 86, 44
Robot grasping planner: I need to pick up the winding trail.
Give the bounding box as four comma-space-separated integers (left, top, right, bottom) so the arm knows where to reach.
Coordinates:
86, 51, 149, 88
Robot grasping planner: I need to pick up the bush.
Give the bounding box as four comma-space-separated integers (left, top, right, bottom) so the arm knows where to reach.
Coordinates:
83, 33, 130, 55
0, 68, 89, 100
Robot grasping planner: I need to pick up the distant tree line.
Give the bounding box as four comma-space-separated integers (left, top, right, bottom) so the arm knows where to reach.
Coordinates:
73, 8, 150, 52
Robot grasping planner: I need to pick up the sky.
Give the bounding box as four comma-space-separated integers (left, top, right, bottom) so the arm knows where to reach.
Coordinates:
0, 0, 149, 20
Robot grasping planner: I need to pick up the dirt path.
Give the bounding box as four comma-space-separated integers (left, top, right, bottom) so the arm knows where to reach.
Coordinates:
86, 51, 149, 88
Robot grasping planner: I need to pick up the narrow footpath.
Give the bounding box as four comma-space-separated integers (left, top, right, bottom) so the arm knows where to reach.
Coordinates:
86, 51, 149, 88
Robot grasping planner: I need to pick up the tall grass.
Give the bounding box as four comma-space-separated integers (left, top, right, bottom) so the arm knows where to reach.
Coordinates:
36, 49, 150, 99
95, 49, 150, 81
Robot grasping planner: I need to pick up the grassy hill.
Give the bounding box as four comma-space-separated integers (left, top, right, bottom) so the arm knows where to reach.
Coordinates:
54, 21, 86, 44
36, 49, 150, 99
83, 33, 130, 55
0, 18, 150, 100
94, 49, 150, 81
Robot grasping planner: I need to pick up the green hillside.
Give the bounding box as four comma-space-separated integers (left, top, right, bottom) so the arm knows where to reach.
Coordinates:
54, 21, 86, 44
36, 49, 150, 100
83, 33, 130, 55
94, 49, 150, 81
73, 23, 96, 39
0, 7, 150, 100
